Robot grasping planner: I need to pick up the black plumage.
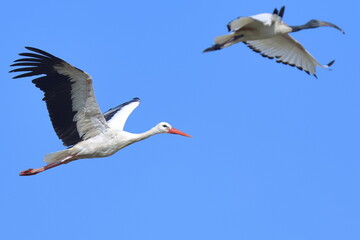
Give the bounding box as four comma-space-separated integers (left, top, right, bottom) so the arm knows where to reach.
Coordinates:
10, 47, 82, 146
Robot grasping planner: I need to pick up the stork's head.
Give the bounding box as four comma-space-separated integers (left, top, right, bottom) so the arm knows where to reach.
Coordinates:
306, 19, 345, 34
156, 122, 192, 137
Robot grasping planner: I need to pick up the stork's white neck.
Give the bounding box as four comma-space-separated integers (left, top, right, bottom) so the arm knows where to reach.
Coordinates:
132, 126, 161, 142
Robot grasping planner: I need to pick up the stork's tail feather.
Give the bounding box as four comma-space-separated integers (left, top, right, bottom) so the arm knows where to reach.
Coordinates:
43, 149, 71, 164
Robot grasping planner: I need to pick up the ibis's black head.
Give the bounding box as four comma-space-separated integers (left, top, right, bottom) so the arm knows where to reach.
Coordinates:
291, 19, 344, 34
303, 19, 345, 34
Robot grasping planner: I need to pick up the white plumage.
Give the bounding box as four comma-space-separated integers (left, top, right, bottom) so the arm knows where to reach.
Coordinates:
204, 6, 344, 77
10, 47, 191, 176
105, 100, 141, 131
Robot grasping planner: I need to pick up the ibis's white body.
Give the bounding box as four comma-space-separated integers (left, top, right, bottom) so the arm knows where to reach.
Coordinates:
205, 7, 344, 77
219, 13, 291, 44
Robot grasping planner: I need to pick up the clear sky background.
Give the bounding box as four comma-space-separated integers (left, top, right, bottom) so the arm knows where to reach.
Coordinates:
1, 0, 359, 239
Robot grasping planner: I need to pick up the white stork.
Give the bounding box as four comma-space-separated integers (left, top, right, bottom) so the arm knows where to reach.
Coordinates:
10, 47, 191, 176
203, 6, 344, 77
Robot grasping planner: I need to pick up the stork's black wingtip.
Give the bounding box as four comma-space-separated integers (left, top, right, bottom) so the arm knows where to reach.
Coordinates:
25, 46, 46, 53
313, 74, 318, 79
24, 46, 39, 53
26, 46, 44, 52
9, 68, 16, 77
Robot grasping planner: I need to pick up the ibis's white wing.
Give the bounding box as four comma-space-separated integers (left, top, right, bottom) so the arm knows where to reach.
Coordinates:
244, 34, 333, 77
10, 47, 108, 146
227, 17, 254, 32
250, 13, 279, 26
103, 98, 140, 131
227, 13, 278, 32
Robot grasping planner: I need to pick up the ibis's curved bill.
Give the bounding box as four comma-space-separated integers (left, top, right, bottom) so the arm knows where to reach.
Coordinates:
203, 6, 344, 77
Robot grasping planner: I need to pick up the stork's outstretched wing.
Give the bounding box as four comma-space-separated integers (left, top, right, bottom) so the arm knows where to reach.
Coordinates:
103, 98, 141, 131
10, 47, 108, 146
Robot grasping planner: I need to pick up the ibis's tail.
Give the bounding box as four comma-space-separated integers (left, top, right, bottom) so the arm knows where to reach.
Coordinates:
203, 33, 240, 53
43, 149, 72, 164
203, 44, 223, 53
214, 34, 235, 45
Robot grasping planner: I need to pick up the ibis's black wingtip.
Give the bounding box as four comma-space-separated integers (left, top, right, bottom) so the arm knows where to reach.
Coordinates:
278, 6, 285, 18
327, 60, 335, 67
273, 8, 278, 15
227, 25, 231, 32
273, 6, 285, 17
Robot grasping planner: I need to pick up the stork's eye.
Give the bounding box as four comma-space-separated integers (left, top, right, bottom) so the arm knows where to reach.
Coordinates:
162, 124, 168, 128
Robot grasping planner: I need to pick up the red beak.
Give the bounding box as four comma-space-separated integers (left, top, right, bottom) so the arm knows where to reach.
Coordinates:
167, 127, 192, 137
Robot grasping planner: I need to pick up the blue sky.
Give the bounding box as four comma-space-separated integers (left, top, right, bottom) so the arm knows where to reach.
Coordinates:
1, 0, 359, 239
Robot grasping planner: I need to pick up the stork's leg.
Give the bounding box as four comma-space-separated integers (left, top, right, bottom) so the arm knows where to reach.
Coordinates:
19, 155, 75, 176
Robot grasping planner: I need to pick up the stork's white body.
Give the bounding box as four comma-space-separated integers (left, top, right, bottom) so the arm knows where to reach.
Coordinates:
72, 130, 139, 159
44, 128, 156, 164
10, 47, 191, 176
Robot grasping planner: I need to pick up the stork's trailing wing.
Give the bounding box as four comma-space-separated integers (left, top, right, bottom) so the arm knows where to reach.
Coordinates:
104, 98, 141, 131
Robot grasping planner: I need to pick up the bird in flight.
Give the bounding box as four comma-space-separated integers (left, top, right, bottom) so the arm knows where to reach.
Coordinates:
10, 47, 191, 176
203, 6, 344, 77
